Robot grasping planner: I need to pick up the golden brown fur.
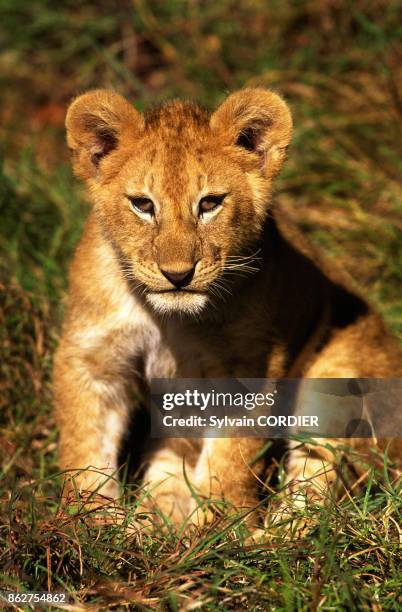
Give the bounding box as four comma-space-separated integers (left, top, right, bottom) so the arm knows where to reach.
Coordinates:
54, 88, 402, 530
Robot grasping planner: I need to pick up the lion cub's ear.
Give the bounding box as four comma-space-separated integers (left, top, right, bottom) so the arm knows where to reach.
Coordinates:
66, 89, 144, 180
210, 88, 292, 179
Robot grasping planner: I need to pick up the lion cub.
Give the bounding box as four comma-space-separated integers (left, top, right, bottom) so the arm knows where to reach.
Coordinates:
54, 88, 402, 528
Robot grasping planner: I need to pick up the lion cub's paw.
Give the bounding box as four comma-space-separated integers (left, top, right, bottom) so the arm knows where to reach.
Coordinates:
187, 497, 218, 528
187, 494, 262, 535
264, 498, 320, 540
135, 490, 194, 531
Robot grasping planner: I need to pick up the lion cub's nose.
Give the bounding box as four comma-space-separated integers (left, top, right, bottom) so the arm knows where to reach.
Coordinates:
160, 266, 195, 288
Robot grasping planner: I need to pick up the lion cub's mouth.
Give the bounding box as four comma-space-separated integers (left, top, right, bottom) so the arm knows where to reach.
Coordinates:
146, 288, 209, 315
152, 288, 201, 294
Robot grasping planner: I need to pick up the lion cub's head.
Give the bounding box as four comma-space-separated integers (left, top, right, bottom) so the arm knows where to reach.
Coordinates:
66, 88, 292, 315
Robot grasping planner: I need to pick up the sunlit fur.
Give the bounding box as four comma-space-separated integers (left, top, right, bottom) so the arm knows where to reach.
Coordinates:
54, 88, 402, 532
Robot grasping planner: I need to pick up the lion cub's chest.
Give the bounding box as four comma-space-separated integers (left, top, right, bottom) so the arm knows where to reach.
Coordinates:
143, 317, 277, 380
143, 322, 207, 379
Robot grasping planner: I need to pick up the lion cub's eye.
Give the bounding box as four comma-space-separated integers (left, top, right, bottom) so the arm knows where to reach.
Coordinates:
128, 196, 155, 216
198, 194, 226, 216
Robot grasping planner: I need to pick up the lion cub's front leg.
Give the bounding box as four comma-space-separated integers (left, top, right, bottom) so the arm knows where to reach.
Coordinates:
138, 439, 200, 527
54, 329, 131, 507
190, 437, 264, 527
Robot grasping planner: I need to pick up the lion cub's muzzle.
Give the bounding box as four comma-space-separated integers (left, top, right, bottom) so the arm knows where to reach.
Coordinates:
154, 227, 201, 290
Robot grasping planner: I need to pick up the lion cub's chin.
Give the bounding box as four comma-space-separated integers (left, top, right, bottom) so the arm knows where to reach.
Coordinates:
146, 291, 209, 316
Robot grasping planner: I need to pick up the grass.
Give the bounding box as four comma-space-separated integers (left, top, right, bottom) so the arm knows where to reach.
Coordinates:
0, 0, 402, 608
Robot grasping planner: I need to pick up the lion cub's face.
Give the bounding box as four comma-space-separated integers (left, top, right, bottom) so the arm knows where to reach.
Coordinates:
66, 89, 292, 315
